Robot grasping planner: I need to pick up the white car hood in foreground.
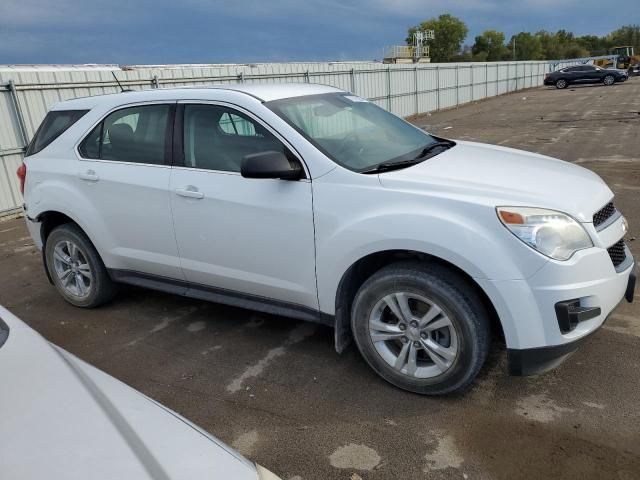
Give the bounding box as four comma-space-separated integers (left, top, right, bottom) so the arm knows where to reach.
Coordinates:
379, 141, 613, 222
0, 306, 259, 480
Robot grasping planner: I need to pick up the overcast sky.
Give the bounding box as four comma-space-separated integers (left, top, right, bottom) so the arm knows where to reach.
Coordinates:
0, 0, 635, 64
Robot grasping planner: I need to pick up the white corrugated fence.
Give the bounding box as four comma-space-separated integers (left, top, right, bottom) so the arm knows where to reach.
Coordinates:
0, 59, 579, 217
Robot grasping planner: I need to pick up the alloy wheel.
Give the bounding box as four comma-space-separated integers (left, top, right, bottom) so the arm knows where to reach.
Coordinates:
52, 240, 93, 298
368, 292, 459, 378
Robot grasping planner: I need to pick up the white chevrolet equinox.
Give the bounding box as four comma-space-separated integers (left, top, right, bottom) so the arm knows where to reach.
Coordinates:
19, 84, 636, 395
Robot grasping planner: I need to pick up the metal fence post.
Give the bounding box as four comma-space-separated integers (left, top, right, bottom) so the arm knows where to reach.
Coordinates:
470, 64, 474, 101
350, 68, 355, 93
386, 66, 391, 110
304, 70, 310, 83
485, 63, 488, 98
436, 65, 440, 111
238, 71, 245, 83
414, 66, 419, 115
151, 75, 159, 89
529, 62, 532, 87
455, 64, 459, 107
8, 80, 29, 148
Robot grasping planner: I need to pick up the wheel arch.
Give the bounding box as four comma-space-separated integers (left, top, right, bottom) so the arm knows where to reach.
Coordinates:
37, 210, 81, 246
36, 209, 102, 284
332, 249, 504, 353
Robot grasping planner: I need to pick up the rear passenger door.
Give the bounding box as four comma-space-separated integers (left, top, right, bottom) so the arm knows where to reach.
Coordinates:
562, 66, 582, 83
169, 102, 318, 310
77, 102, 184, 280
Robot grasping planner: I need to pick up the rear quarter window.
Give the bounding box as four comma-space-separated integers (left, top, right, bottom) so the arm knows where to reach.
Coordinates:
26, 110, 88, 156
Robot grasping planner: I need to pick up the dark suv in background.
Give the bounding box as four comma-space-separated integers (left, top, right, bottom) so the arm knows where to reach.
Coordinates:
544, 65, 628, 89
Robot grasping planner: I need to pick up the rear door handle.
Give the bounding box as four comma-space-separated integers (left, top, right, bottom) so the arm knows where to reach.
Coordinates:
78, 170, 99, 182
175, 186, 204, 199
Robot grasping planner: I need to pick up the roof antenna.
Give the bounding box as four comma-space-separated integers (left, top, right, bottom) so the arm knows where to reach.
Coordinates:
111, 71, 128, 93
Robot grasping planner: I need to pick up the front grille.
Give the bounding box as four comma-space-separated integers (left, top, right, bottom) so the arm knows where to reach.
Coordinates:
607, 240, 627, 267
593, 202, 616, 228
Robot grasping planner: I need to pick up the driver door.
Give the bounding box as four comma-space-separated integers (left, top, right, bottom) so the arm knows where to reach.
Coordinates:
169, 102, 318, 311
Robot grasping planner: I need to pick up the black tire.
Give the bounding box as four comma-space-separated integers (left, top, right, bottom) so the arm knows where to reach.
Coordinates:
555, 79, 568, 89
603, 75, 615, 86
351, 261, 490, 395
45, 223, 117, 308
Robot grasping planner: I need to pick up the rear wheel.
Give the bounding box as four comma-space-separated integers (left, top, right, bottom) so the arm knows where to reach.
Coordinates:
603, 75, 615, 86
45, 224, 116, 308
555, 79, 568, 89
350, 262, 490, 395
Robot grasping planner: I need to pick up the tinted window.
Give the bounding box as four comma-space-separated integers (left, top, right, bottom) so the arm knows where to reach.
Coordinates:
78, 104, 171, 165
564, 66, 582, 72
26, 110, 88, 156
183, 105, 286, 172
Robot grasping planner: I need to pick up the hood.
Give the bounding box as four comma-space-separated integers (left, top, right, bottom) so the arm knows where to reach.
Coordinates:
378, 140, 613, 222
0, 306, 259, 480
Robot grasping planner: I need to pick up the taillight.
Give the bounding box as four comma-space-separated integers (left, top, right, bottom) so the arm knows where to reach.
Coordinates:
16, 163, 26, 195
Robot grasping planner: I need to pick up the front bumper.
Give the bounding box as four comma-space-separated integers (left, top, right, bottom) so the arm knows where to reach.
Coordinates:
477, 229, 635, 376
507, 328, 595, 376
508, 261, 635, 376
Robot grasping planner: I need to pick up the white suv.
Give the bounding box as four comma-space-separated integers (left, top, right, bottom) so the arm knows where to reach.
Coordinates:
20, 84, 636, 395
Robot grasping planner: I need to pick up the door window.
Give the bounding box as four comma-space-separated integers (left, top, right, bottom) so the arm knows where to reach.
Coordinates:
79, 104, 172, 165
182, 105, 287, 172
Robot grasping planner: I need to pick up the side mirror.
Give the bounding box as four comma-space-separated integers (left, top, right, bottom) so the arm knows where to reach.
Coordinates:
240, 150, 303, 180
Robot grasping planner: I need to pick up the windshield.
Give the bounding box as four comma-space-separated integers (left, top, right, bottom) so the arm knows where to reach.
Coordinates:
266, 93, 441, 172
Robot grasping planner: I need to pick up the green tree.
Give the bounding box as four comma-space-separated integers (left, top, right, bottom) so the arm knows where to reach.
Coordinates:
576, 35, 608, 56
507, 32, 543, 60
607, 24, 640, 49
451, 45, 473, 62
472, 30, 506, 61
406, 14, 469, 62
536, 30, 562, 59
562, 44, 589, 59
472, 51, 489, 62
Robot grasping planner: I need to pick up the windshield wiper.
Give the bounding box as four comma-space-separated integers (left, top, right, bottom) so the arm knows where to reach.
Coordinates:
361, 140, 454, 174
361, 158, 425, 174
412, 141, 454, 160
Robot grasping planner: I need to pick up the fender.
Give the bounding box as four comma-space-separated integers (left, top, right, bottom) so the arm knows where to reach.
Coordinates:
315, 209, 548, 317
29, 177, 114, 263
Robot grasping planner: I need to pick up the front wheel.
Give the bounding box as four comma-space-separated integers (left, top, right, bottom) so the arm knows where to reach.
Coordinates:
603, 75, 615, 86
351, 262, 490, 395
555, 79, 568, 89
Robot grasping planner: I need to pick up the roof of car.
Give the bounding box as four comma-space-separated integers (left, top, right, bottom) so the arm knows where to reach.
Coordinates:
50, 83, 344, 111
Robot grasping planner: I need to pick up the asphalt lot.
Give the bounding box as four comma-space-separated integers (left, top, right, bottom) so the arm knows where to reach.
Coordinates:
1, 78, 639, 480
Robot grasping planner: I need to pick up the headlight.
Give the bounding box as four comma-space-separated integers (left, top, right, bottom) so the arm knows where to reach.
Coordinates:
497, 207, 593, 260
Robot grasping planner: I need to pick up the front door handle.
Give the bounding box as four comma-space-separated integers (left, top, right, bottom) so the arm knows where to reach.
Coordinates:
175, 186, 204, 199
78, 170, 99, 182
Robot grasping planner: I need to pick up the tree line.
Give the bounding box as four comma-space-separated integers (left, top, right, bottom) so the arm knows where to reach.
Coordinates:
406, 14, 640, 62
